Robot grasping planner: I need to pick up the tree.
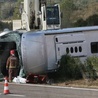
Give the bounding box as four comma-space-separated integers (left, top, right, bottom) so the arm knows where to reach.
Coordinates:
73, 18, 87, 27
13, 0, 23, 19
0, 0, 23, 20
60, 0, 76, 28
1, 2, 15, 19
86, 14, 98, 26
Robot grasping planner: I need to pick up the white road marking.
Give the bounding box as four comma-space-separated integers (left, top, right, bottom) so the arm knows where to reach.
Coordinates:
0, 93, 26, 97
16, 83, 98, 92
8, 94, 25, 97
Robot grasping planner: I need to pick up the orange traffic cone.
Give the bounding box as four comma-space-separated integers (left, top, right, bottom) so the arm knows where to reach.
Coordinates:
3, 77, 10, 94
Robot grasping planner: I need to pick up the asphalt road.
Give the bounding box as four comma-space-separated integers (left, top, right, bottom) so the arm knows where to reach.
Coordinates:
0, 82, 98, 98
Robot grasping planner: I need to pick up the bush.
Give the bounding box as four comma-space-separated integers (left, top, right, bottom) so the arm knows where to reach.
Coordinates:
56, 54, 82, 80
0, 21, 12, 31
82, 56, 98, 80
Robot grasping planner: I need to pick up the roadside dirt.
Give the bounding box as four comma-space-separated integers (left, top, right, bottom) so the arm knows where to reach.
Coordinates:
52, 79, 98, 89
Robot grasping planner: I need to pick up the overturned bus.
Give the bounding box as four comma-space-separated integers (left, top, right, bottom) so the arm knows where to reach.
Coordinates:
1, 26, 98, 77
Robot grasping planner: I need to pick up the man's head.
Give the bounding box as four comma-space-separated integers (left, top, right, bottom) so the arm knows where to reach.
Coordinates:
10, 50, 15, 55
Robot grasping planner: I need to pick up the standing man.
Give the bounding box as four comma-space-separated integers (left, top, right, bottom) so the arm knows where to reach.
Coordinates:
6, 50, 19, 82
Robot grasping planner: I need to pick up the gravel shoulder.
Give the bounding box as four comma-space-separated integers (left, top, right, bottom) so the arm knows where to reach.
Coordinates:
52, 79, 98, 89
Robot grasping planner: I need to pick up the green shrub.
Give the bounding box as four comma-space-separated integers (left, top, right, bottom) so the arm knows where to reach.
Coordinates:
57, 54, 82, 80
82, 56, 98, 80
0, 21, 12, 31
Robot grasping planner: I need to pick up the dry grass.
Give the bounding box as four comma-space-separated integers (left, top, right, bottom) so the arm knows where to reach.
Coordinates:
52, 79, 98, 89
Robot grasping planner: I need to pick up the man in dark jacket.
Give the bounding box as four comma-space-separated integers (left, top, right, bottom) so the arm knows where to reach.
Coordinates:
6, 50, 18, 82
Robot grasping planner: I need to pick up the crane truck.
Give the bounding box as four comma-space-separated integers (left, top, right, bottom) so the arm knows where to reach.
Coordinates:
21, 0, 61, 31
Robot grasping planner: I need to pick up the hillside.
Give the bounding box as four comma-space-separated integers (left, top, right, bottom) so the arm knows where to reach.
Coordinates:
0, 0, 98, 28
71, 1, 98, 21
0, 0, 17, 2
60, 0, 98, 27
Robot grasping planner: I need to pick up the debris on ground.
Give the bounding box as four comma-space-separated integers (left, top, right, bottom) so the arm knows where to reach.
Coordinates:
26, 73, 48, 84
13, 76, 26, 83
